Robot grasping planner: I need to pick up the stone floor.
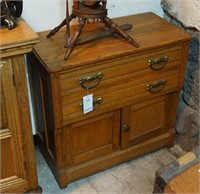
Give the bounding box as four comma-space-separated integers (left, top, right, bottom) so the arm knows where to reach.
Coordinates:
35, 145, 185, 194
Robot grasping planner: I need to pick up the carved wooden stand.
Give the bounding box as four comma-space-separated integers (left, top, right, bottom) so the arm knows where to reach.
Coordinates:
46, 0, 139, 60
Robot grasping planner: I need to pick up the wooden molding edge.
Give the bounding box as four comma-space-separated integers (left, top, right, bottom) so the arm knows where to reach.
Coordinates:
0, 176, 28, 193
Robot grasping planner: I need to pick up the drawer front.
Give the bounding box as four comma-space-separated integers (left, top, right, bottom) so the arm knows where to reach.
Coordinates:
59, 45, 182, 125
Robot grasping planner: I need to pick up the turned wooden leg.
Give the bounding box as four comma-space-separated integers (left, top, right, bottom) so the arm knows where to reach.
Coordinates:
103, 17, 139, 48
46, 14, 76, 38
64, 17, 86, 60
46, 18, 66, 38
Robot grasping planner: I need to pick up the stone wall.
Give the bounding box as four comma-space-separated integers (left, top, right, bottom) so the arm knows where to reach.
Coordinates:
161, 0, 200, 31
161, 0, 200, 151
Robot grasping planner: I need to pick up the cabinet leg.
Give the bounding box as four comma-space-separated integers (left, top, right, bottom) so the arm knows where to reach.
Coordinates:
26, 186, 43, 194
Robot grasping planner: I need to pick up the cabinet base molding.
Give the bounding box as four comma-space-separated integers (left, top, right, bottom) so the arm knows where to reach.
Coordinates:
40, 132, 173, 188
0, 176, 42, 193
0, 176, 28, 193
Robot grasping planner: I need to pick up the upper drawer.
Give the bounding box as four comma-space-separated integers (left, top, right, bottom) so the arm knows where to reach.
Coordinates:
59, 45, 182, 125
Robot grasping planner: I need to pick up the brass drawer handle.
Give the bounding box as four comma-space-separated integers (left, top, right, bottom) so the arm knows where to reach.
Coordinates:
148, 56, 168, 71
79, 72, 103, 90
147, 80, 166, 93
80, 97, 103, 109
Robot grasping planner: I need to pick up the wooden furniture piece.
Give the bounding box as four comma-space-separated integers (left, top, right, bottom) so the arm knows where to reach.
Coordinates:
165, 163, 200, 193
0, 19, 41, 193
27, 13, 191, 188
153, 146, 200, 193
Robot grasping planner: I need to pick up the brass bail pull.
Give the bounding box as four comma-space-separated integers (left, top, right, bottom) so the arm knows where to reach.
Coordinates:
79, 72, 103, 90
147, 80, 166, 93
148, 56, 168, 71
80, 97, 103, 110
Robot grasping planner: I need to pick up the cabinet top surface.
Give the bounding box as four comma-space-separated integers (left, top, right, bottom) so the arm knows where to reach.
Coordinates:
33, 12, 191, 73
0, 18, 39, 51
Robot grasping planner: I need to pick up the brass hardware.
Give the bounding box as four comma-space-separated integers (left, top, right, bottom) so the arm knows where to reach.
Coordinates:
123, 124, 130, 132
147, 80, 166, 93
148, 56, 168, 71
79, 72, 103, 90
80, 97, 103, 109
93, 97, 103, 109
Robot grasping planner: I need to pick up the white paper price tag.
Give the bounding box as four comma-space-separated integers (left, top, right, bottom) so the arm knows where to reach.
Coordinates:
83, 94, 93, 114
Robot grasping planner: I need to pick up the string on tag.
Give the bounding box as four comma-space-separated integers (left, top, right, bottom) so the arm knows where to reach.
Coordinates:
86, 87, 90, 95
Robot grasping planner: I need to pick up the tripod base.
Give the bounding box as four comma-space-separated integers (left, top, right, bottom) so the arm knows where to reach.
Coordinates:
47, 11, 139, 60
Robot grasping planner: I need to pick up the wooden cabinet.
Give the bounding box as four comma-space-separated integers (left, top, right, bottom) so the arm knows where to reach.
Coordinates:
27, 13, 191, 188
0, 20, 41, 193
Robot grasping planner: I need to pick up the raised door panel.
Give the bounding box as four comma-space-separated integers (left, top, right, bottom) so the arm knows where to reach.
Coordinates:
56, 110, 121, 166
0, 59, 28, 193
121, 96, 167, 149
72, 110, 120, 164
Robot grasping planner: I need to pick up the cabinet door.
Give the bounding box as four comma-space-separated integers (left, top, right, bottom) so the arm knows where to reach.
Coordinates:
121, 96, 167, 149
0, 59, 28, 193
56, 110, 121, 166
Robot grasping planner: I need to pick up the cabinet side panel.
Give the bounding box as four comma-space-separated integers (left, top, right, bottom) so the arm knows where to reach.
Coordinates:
180, 42, 190, 88
27, 52, 56, 159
